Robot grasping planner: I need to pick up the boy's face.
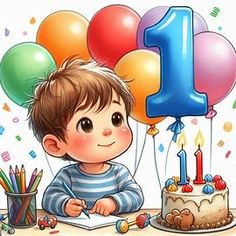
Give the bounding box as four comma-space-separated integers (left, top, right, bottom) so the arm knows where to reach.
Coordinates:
64, 92, 132, 163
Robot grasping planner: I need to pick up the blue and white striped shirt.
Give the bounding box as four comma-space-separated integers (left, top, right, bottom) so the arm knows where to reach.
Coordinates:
42, 162, 144, 216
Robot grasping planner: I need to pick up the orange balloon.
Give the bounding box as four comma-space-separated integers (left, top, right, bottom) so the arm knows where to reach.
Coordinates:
37, 11, 91, 66
114, 49, 165, 126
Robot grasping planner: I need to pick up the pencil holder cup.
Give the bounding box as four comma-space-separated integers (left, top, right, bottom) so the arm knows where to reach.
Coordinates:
6, 190, 37, 228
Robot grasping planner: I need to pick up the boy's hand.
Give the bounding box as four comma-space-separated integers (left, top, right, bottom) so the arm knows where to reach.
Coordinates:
65, 198, 87, 217
89, 197, 117, 216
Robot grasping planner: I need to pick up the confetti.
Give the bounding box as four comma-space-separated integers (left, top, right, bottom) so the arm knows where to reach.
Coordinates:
217, 26, 222, 31
22, 31, 28, 36
49, 230, 60, 234
30, 17, 36, 24
29, 150, 36, 159
12, 117, 20, 123
225, 150, 231, 158
0, 126, 5, 135
158, 144, 164, 152
233, 100, 236, 109
223, 122, 232, 132
191, 118, 198, 125
2, 103, 10, 112
210, 7, 220, 17
1, 151, 10, 162
15, 135, 21, 141
5, 28, 10, 36
217, 140, 224, 147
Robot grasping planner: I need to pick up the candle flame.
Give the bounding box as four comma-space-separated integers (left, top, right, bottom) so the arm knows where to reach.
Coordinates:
195, 130, 204, 147
177, 131, 187, 148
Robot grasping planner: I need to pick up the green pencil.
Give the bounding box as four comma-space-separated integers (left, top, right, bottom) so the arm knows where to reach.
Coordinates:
29, 169, 43, 192
0, 168, 14, 193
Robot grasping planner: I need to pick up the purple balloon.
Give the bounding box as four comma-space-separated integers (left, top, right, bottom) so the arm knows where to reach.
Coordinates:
194, 32, 236, 106
194, 11, 208, 35
137, 7, 208, 53
137, 6, 169, 53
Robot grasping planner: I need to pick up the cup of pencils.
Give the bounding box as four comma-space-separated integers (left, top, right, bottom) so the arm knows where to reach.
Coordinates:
0, 165, 43, 228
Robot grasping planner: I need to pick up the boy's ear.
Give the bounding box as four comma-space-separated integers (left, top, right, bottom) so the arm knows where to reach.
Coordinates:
42, 134, 66, 157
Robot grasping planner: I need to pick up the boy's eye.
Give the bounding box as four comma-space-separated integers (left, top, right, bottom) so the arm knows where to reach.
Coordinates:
77, 117, 93, 133
112, 112, 123, 127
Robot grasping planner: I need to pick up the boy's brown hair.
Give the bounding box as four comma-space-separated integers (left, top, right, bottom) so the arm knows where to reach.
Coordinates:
28, 59, 133, 147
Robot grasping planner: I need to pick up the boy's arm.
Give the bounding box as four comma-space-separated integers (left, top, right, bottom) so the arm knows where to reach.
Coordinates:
108, 164, 144, 214
42, 167, 72, 216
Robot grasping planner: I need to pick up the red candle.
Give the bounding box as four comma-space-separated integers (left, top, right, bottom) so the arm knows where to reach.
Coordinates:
193, 146, 205, 184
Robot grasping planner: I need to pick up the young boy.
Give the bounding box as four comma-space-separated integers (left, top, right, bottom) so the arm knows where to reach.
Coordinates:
28, 59, 144, 217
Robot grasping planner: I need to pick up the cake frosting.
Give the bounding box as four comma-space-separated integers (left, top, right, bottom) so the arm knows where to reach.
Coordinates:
157, 175, 233, 231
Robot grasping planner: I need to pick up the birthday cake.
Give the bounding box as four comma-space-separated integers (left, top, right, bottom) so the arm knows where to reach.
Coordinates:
156, 175, 233, 231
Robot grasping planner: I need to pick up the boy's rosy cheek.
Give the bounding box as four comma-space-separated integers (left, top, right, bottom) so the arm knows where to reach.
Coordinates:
116, 126, 132, 142
69, 134, 94, 151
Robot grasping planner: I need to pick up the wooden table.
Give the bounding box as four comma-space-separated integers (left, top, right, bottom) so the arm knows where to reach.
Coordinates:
1, 209, 236, 235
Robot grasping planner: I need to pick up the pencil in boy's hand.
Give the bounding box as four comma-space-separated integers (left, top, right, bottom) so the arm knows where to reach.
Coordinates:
0, 168, 14, 193
29, 169, 43, 192
15, 165, 21, 192
9, 165, 19, 193
27, 168, 37, 192
61, 181, 90, 218
20, 165, 26, 193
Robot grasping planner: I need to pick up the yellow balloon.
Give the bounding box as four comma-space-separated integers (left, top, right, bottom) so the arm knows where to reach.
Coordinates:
114, 49, 165, 126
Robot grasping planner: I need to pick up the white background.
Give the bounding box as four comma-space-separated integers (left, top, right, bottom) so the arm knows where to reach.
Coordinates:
0, 0, 235, 209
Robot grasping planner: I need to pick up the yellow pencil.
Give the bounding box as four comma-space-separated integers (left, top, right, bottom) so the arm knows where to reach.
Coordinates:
0, 177, 9, 192
20, 165, 26, 193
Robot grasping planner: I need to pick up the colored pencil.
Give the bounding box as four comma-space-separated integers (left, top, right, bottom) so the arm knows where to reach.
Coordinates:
62, 181, 90, 218
0, 168, 14, 193
20, 165, 26, 193
29, 169, 43, 192
14, 169, 43, 225
27, 168, 37, 192
0, 177, 9, 192
15, 165, 21, 192
9, 165, 19, 193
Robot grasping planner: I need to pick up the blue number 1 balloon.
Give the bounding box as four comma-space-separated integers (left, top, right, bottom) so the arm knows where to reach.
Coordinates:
144, 7, 207, 118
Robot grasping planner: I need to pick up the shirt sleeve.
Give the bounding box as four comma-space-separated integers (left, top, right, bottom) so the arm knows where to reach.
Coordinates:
108, 164, 144, 214
42, 167, 72, 216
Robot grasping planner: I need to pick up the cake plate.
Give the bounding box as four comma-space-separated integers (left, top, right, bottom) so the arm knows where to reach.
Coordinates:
150, 214, 236, 234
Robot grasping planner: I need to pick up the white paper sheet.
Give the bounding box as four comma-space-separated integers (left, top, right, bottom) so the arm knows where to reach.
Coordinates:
56, 213, 124, 230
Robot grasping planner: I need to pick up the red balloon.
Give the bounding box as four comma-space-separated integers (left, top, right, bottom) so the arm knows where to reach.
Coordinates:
87, 5, 140, 69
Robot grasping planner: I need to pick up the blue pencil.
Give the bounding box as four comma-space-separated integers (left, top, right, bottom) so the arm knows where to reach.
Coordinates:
9, 165, 19, 193
61, 181, 90, 218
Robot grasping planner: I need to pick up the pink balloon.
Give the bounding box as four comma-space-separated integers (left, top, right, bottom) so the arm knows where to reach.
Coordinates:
194, 32, 236, 106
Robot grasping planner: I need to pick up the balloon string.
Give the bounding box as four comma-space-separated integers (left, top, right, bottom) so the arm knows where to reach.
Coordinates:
164, 137, 173, 178
44, 150, 55, 178
153, 135, 162, 191
210, 117, 213, 174
134, 122, 139, 171
133, 125, 148, 178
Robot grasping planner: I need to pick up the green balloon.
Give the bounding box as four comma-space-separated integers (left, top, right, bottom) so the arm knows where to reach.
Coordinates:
0, 42, 56, 107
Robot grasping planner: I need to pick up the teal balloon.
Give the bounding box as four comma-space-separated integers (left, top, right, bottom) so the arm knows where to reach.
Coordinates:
0, 42, 56, 107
